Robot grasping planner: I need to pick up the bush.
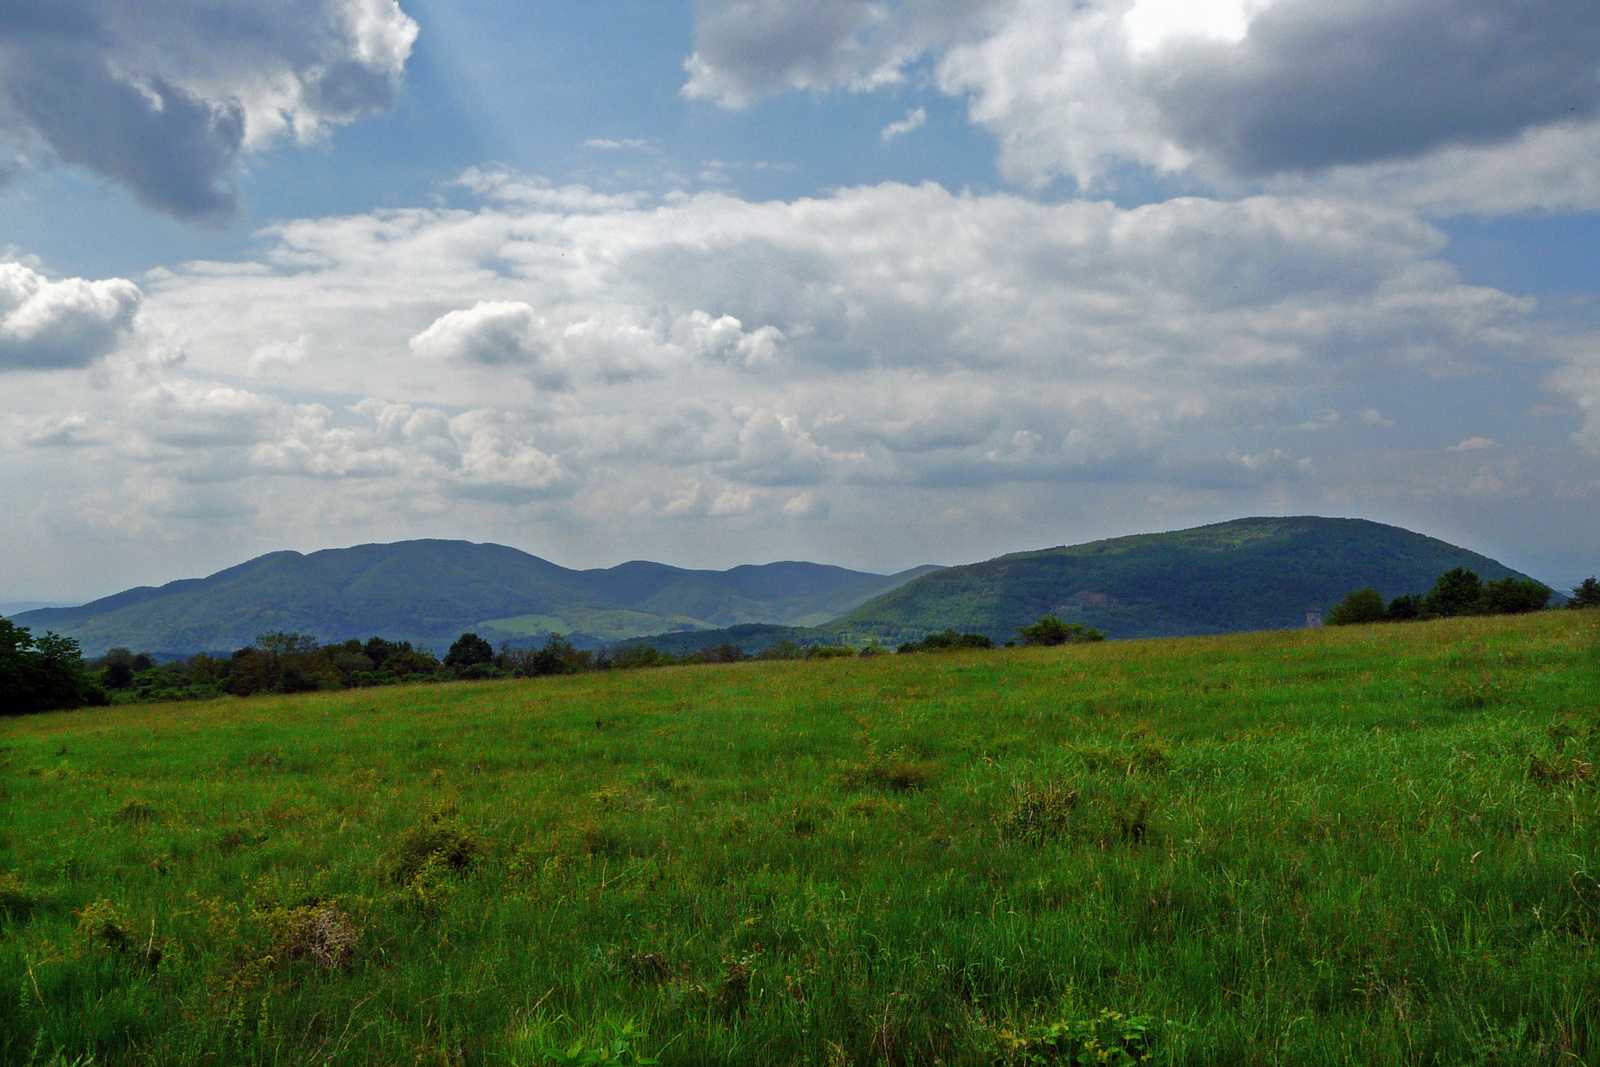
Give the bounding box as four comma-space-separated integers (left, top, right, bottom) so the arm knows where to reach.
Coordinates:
1018, 615, 1106, 646
510, 633, 593, 677
898, 629, 995, 653
1385, 593, 1422, 621
0, 621, 107, 715
1568, 577, 1600, 610
1327, 588, 1387, 626
1423, 567, 1484, 618
444, 632, 495, 670
1481, 576, 1552, 615
605, 646, 672, 670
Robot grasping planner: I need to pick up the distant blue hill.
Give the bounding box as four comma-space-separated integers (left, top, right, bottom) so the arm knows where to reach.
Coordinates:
10, 541, 938, 656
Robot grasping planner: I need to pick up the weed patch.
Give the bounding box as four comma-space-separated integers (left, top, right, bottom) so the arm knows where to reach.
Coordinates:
1073, 743, 1169, 777
995, 1008, 1156, 1065
386, 819, 479, 884
1528, 753, 1593, 787
261, 903, 359, 970
837, 746, 937, 792
0, 870, 40, 923
214, 828, 267, 855
998, 782, 1078, 843
112, 799, 157, 825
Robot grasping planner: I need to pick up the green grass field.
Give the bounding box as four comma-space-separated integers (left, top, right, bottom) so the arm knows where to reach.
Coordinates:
3, 612, 1598, 1065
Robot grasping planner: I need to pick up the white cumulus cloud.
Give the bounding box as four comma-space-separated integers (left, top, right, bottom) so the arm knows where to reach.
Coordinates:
0, 260, 142, 371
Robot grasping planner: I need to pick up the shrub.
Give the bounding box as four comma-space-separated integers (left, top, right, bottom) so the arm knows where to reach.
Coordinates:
1018, 615, 1106, 646
898, 629, 995, 653
1528, 754, 1593, 787
838, 748, 936, 792
77, 898, 132, 953
1423, 567, 1484, 618
1481, 576, 1552, 615
1571, 577, 1600, 609
113, 800, 158, 825
1327, 588, 1387, 626
0, 621, 107, 715
444, 632, 495, 670
1385, 593, 1422, 621
0, 871, 40, 923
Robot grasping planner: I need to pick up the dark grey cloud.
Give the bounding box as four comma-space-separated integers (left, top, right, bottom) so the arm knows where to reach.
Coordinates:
687, 0, 1600, 200
1155, 0, 1600, 174
4, 43, 244, 222
0, 0, 416, 222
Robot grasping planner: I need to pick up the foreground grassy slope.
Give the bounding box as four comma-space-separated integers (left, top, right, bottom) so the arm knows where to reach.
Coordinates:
3, 612, 1598, 1065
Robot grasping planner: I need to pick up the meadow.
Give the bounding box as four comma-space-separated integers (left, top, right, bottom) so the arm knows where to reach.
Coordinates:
2, 610, 1598, 1066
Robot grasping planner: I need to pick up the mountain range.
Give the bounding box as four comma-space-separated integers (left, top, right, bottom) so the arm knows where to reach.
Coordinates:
9, 516, 1544, 657
9, 542, 936, 656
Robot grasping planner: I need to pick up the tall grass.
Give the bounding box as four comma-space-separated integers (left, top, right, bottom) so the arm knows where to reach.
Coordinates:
3, 611, 1598, 1065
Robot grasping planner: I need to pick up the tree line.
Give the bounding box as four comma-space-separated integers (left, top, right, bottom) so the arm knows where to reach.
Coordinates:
0, 613, 1106, 715
1326, 568, 1598, 626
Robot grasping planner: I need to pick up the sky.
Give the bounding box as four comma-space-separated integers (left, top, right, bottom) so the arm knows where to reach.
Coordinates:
2, 0, 1599, 603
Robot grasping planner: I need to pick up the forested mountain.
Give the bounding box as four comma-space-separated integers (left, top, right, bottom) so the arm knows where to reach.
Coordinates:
9, 541, 936, 656
822, 516, 1537, 644
9, 517, 1544, 658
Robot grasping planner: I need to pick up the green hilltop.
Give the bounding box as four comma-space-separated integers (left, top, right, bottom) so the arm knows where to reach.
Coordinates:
826, 515, 1535, 645
628, 516, 1540, 655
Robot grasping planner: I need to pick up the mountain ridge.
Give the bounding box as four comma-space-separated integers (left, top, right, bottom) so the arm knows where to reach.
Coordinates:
12, 540, 938, 656
11, 517, 1547, 657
